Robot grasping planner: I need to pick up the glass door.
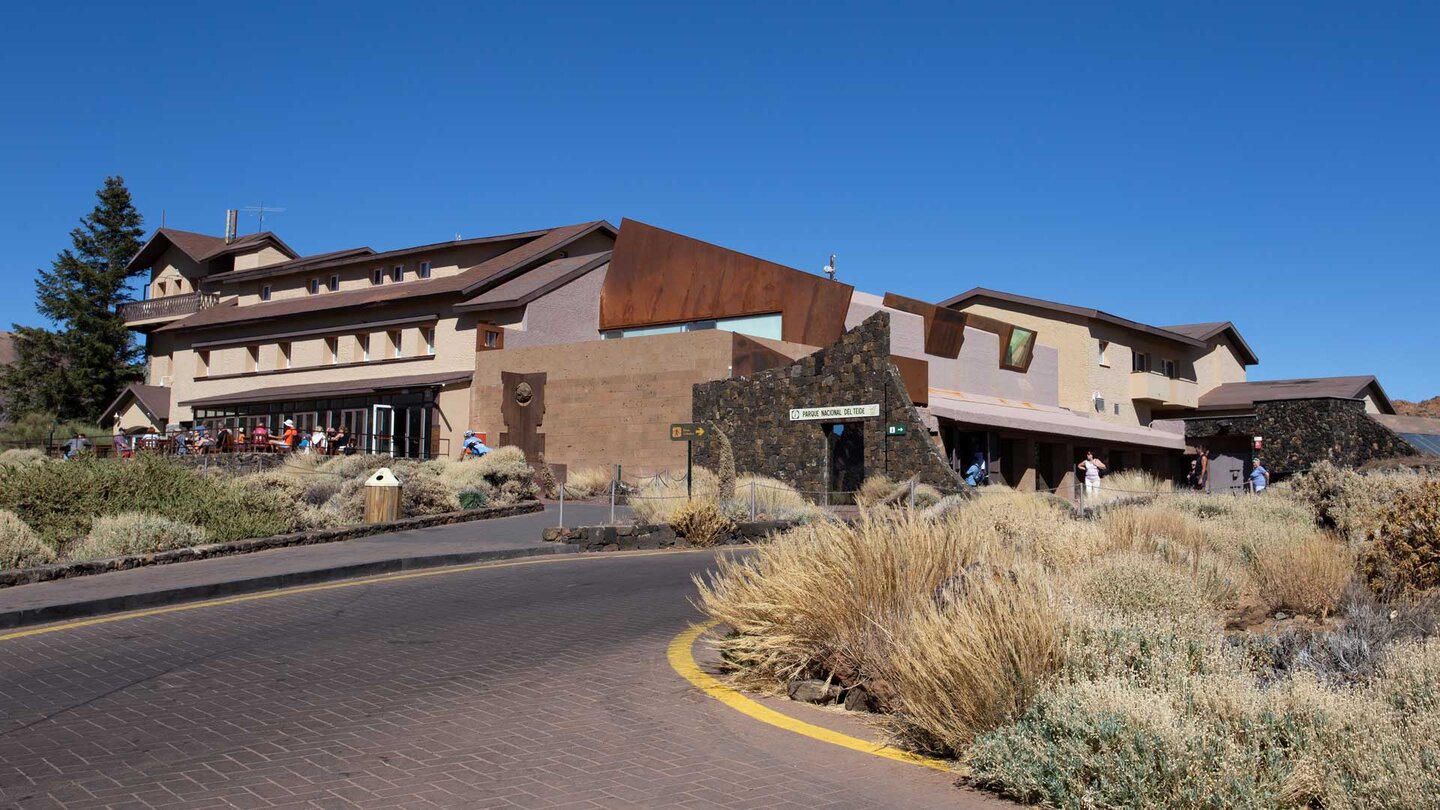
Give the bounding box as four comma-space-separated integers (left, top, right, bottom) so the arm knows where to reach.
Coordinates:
372, 405, 394, 456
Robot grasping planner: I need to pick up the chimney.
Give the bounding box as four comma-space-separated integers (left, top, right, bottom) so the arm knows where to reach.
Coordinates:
224, 209, 238, 244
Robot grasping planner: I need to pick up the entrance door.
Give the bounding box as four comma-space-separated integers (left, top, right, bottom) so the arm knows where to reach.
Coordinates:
372, 405, 394, 456
826, 423, 865, 502
1209, 452, 1246, 495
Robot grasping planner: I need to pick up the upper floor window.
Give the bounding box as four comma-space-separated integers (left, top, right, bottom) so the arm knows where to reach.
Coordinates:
358, 334, 370, 362
327, 274, 340, 292
478, 324, 503, 351
195, 350, 209, 377
278, 341, 292, 370
417, 261, 432, 279
1132, 352, 1149, 373
371, 268, 384, 286
245, 345, 259, 373
422, 325, 436, 356
1162, 358, 1177, 379
1001, 326, 1036, 372
1098, 340, 1109, 367
156, 280, 168, 297
260, 285, 272, 301
307, 278, 320, 295
391, 264, 404, 282
388, 329, 403, 359
325, 336, 338, 365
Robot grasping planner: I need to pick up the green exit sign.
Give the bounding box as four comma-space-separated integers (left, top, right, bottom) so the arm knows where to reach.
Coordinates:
886, 423, 907, 436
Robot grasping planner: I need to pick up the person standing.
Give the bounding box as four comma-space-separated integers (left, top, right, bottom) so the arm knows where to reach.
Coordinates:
964, 452, 988, 487
1196, 445, 1210, 492
1077, 450, 1106, 499
113, 430, 131, 460
1250, 458, 1270, 494
61, 432, 92, 460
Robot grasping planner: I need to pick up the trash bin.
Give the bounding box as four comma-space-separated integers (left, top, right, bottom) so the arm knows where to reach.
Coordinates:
364, 467, 402, 523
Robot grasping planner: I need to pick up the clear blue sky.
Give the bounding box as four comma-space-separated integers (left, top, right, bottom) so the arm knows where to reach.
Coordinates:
2, 1, 1436, 400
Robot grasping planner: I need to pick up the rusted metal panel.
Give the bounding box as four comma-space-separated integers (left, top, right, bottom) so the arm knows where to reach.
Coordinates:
881, 292, 966, 359
600, 219, 853, 347
499, 371, 546, 463
889, 354, 930, 407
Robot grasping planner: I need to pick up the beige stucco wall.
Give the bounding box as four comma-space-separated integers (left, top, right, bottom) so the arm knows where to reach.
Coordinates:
149, 246, 205, 298
236, 241, 520, 306
110, 400, 156, 434
471, 331, 736, 475
1193, 335, 1249, 392
232, 245, 291, 272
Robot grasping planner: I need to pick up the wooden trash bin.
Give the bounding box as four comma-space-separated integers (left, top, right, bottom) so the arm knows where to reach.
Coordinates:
364, 467, 403, 523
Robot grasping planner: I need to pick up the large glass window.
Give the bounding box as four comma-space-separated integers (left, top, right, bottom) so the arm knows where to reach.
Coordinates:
602, 312, 782, 341
1002, 327, 1036, 371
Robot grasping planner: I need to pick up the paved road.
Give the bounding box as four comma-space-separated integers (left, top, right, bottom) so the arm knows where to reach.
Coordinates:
0, 550, 998, 809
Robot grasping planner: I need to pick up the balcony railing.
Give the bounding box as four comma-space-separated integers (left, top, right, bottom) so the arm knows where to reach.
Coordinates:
119, 292, 220, 324
1129, 371, 1198, 408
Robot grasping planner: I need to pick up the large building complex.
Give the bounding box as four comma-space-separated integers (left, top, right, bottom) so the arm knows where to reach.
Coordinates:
107, 214, 1437, 495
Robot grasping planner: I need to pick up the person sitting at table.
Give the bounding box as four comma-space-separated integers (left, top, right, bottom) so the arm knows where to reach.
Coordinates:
274, 419, 300, 451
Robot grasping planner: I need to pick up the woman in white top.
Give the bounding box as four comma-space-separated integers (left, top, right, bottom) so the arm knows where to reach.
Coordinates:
1077, 450, 1106, 499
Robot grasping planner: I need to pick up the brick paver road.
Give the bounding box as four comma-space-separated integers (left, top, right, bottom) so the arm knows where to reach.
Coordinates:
0, 550, 1005, 809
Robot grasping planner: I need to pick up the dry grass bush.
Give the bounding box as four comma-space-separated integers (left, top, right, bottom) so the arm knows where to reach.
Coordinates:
315, 453, 395, 480
0, 509, 55, 569
432, 446, 538, 506
855, 474, 895, 507
535, 458, 559, 499
1084, 470, 1174, 504
714, 428, 736, 503
630, 467, 718, 523
1249, 532, 1353, 617
733, 475, 827, 522
0, 448, 48, 467
1077, 553, 1213, 620
334, 473, 460, 523
960, 491, 1105, 569
669, 499, 735, 547
561, 466, 613, 500
71, 512, 207, 561
1362, 478, 1440, 597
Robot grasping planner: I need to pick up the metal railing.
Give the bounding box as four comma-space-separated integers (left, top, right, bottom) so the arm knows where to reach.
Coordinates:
118, 292, 221, 323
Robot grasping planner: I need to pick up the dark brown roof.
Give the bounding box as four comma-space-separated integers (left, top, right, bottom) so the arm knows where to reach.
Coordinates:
99, 383, 171, 428
456, 251, 611, 311
1197, 376, 1394, 414
178, 370, 472, 408
0, 331, 15, 366
1161, 321, 1260, 365
156, 221, 615, 334
939, 287, 1208, 349
213, 246, 373, 284
126, 228, 298, 273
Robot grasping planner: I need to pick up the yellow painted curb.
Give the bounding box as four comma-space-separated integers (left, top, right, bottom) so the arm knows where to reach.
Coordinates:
0, 549, 699, 644
666, 621, 954, 773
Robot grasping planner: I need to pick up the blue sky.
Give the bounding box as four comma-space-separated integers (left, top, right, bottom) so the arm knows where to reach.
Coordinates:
2, 1, 1436, 399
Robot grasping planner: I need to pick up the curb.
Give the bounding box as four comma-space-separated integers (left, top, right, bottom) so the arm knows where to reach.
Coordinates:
0, 544, 577, 631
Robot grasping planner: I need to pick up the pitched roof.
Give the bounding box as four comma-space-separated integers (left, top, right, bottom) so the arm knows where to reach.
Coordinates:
455, 251, 611, 311
178, 370, 472, 408
99, 383, 171, 428
1197, 376, 1395, 413
1160, 321, 1260, 365
939, 287, 1208, 349
155, 221, 615, 334
126, 228, 298, 273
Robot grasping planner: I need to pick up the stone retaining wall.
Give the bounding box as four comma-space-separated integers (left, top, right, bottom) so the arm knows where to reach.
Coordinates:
542, 520, 793, 552
0, 501, 544, 589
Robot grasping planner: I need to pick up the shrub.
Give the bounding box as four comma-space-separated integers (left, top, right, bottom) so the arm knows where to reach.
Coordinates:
335, 472, 460, 522
315, 453, 394, 480
1083, 470, 1174, 505
0, 509, 55, 569
0, 456, 291, 546
715, 428, 736, 503
1362, 478, 1440, 597
301, 478, 342, 507
1249, 532, 1353, 617
669, 499, 735, 547
435, 446, 538, 505
630, 467, 718, 523
562, 466, 613, 499
71, 512, 207, 561
1077, 554, 1212, 620
733, 475, 825, 522
0, 448, 48, 468
458, 488, 488, 510
855, 474, 895, 507
536, 457, 559, 499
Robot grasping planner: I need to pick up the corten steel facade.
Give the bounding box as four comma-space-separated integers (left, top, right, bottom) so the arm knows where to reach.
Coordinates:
114, 214, 1426, 489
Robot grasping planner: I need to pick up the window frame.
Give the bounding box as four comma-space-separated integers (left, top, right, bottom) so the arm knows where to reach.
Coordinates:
307, 278, 320, 295
260, 284, 272, 301
417, 261, 432, 279
478, 324, 504, 351
1098, 340, 1109, 367
371, 268, 384, 286
422, 325, 436, 356
324, 336, 338, 366
278, 341, 292, 370
391, 264, 404, 283
327, 274, 340, 292
359, 334, 370, 362
998, 324, 1037, 373
1162, 358, 1178, 379
1132, 351, 1149, 374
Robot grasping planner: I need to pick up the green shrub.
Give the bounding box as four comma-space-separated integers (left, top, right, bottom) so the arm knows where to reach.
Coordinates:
0, 448, 48, 468
70, 512, 207, 561
1362, 479, 1440, 597
0, 509, 55, 569
0, 456, 292, 547
458, 488, 488, 510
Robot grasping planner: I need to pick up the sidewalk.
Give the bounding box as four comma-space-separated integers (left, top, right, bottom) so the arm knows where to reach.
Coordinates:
0, 503, 618, 631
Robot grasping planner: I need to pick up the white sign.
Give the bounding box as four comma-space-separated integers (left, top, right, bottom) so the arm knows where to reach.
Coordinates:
788, 403, 881, 421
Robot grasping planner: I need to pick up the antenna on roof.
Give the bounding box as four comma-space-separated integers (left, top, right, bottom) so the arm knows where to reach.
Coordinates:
823, 254, 837, 282
241, 201, 286, 232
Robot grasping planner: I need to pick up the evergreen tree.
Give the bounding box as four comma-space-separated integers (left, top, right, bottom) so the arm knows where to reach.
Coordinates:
1, 177, 146, 420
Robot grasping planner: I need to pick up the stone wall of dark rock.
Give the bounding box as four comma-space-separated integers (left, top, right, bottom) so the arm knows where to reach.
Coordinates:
691, 312, 960, 494
1185, 397, 1415, 476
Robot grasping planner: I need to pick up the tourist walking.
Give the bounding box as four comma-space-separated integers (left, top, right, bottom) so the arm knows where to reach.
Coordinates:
1077, 450, 1106, 499
61, 432, 92, 460
113, 431, 131, 460
964, 452, 988, 487
1250, 458, 1269, 494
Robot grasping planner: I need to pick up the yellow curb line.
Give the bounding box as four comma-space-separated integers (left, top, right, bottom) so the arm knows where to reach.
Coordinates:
0, 549, 701, 643
666, 620, 954, 773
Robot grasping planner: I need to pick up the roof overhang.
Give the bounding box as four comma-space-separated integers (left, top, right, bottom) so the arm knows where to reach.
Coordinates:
940, 287, 1207, 350
179, 371, 473, 408
928, 390, 1186, 450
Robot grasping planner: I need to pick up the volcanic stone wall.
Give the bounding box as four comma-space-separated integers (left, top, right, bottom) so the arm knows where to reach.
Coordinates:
1187, 397, 1415, 476
691, 312, 959, 494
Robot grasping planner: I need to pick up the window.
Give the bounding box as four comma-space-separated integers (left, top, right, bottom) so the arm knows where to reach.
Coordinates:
1098, 340, 1109, 367
1001, 326, 1036, 372
278, 342, 291, 370
245, 346, 259, 373
1162, 358, 1177, 379
325, 336, 338, 366
602, 313, 782, 341
195, 350, 209, 377
371, 268, 384, 285
307, 278, 320, 295
156, 280, 167, 297
260, 285, 272, 301
358, 334, 370, 362
417, 261, 432, 279
422, 325, 435, 356
391, 264, 404, 282
1132, 352, 1149, 373
327, 274, 340, 292
388, 329, 403, 359
478, 324, 504, 351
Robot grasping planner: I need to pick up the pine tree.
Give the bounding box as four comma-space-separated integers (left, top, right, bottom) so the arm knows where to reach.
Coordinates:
1, 177, 146, 420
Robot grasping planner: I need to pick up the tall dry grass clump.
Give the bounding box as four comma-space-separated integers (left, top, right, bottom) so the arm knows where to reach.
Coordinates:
0, 509, 55, 569
562, 466, 614, 499
1362, 478, 1440, 597
71, 512, 207, 561
1084, 470, 1173, 504
629, 467, 718, 523
1249, 532, 1354, 617
714, 428, 736, 503
669, 499, 735, 547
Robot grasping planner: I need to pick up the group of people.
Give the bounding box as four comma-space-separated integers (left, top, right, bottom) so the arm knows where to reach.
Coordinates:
1185, 443, 1270, 493
107, 422, 360, 457
956, 444, 1272, 497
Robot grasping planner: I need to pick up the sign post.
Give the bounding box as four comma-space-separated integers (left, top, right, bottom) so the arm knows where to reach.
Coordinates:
670, 423, 712, 500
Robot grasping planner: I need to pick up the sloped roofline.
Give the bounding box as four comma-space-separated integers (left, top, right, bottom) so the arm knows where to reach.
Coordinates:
125, 228, 298, 274
939, 287, 1208, 349
1161, 321, 1260, 366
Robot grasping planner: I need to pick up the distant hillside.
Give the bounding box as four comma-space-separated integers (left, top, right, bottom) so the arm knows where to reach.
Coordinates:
1395, 396, 1440, 418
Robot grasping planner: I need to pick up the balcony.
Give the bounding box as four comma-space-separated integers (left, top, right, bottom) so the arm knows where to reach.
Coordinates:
119, 292, 220, 329
1130, 371, 1198, 409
